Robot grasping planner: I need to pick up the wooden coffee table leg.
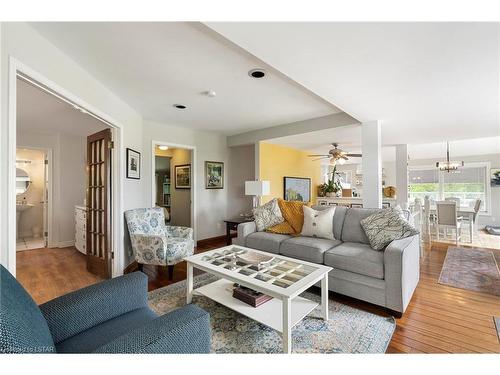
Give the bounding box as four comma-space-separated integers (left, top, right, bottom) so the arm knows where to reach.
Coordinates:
282, 297, 291, 354
321, 274, 329, 320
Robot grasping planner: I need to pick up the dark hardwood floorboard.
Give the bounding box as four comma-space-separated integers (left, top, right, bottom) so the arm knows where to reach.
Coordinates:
16, 240, 500, 353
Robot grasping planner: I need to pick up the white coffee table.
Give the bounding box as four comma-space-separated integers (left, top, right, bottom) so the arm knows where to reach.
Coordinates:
184, 245, 332, 353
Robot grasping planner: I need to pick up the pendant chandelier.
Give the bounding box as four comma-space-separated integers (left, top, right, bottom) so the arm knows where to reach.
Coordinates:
436, 142, 464, 172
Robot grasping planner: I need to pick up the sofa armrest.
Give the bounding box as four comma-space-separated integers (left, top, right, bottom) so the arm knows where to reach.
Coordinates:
93, 304, 211, 353
40, 272, 148, 344
384, 234, 420, 313
236, 221, 257, 245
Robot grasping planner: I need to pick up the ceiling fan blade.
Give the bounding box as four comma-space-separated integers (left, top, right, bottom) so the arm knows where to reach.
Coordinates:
346, 153, 362, 157
341, 155, 349, 160
308, 154, 330, 157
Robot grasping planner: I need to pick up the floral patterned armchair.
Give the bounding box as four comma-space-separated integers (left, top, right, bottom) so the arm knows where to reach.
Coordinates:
124, 207, 194, 279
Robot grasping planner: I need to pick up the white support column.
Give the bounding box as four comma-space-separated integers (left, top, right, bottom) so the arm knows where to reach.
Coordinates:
395, 144, 409, 209
362, 121, 382, 208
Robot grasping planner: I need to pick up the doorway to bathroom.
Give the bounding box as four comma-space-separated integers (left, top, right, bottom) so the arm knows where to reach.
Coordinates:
16, 147, 50, 251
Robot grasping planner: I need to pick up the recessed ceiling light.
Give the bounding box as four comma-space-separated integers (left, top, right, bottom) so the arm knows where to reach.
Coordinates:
248, 69, 266, 79
173, 104, 187, 109
204, 90, 217, 97
158, 145, 168, 151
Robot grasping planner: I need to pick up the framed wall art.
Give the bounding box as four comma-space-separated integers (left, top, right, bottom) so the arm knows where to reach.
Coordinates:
205, 161, 224, 189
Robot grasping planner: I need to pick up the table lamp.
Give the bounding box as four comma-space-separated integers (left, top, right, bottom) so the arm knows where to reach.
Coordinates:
245, 180, 270, 209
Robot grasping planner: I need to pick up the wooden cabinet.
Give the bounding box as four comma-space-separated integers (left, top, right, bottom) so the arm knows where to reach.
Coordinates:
75, 205, 87, 254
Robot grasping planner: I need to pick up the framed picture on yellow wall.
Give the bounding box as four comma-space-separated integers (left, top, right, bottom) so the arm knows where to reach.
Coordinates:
283, 177, 311, 202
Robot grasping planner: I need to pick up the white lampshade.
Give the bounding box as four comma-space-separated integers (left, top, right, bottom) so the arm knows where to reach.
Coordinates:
245, 180, 270, 196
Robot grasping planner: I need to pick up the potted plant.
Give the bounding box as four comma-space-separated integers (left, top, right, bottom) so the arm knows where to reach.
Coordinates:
321, 166, 342, 197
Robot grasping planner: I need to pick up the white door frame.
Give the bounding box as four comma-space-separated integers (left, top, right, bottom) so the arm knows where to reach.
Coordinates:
151, 140, 197, 240
15, 146, 54, 248
7, 57, 125, 277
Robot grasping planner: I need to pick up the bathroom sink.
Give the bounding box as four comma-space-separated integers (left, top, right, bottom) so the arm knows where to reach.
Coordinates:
16, 203, 34, 240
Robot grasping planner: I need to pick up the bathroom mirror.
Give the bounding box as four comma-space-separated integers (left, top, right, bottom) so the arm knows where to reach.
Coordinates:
16, 168, 31, 195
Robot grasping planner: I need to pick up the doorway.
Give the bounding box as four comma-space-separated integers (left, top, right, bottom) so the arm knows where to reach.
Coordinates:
8, 61, 124, 300
152, 143, 193, 229
15, 147, 50, 251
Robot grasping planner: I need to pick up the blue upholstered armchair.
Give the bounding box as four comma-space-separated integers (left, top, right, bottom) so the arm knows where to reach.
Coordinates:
125, 207, 194, 279
0, 265, 211, 353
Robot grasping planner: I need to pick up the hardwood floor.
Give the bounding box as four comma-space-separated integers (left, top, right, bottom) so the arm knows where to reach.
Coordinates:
16, 247, 104, 304
16, 240, 500, 353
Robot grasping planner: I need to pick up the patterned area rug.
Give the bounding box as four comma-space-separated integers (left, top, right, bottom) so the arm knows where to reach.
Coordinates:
148, 274, 395, 353
438, 247, 500, 296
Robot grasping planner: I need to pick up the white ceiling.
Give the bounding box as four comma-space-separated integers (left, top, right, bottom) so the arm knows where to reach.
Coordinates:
30, 22, 340, 135
207, 22, 500, 145
17, 78, 109, 137
265, 125, 500, 164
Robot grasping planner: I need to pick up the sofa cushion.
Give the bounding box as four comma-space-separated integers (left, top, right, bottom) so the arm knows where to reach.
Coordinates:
0, 265, 56, 353
311, 205, 347, 240
279, 236, 342, 264
56, 307, 158, 353
341, 208, 384, 244
245, 232, 291, 254
324, 242, 385, 279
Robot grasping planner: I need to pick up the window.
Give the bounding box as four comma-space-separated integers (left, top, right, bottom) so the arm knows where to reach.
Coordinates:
409, 168, 440, 203
409, 163, 490, 213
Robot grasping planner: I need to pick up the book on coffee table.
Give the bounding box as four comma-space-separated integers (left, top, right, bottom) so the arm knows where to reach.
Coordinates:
232, 284, 273, 307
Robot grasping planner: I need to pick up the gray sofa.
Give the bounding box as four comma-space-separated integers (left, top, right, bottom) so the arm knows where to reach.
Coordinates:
234, 206, 420, 316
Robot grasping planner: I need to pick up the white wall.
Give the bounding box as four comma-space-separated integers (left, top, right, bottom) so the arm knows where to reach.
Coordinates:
1, 22, 146, 273
227, 145, 255, 218
143, 120, 231, 261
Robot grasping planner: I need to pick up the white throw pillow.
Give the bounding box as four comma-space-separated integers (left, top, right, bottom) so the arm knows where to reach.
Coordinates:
301, 206, 336, 240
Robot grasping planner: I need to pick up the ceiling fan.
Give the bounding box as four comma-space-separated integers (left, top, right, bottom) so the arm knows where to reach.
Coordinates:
308, 143, 362, 165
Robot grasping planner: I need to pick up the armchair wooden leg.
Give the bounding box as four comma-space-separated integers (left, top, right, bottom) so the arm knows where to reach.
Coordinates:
167, 265, 174, 280
138, 263, 144, 273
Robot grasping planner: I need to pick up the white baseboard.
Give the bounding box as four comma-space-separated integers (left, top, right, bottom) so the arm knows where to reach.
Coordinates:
57, 240, 75, 248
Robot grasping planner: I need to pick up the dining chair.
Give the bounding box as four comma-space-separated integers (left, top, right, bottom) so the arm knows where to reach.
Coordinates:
462, 199, 481, 238
445, 197, 461, 207
436, 201, 462, 244
423, 196, 435, 240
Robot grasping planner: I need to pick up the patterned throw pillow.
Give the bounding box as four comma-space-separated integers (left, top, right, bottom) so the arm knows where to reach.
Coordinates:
360, 208, 419, 251
267, 198, 307, 235
301, 206, 336, 240
253, 198, 284, 232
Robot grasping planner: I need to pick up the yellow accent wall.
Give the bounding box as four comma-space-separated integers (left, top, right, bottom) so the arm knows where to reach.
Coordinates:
259, 142, 322, 204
